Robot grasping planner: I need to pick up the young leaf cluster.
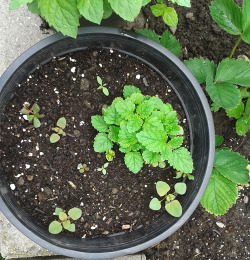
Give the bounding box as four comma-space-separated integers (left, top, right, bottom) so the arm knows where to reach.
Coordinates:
50, 117, 67, 143
149, 181, 187, 217
77, 163, 89, 173
136, 29, 182, 57
92, 85, 193, 174
97, 76, 109, 96
10, 0, 190, 38
201, 148, 249, 216
49, 207, 82, 234
97, 162, 109, 175
20, 103, 40, 128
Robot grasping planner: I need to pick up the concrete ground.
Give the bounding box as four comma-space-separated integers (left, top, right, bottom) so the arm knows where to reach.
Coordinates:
0, 1, 145, 259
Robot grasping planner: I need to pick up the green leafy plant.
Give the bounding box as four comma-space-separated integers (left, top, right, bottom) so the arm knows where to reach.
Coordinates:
20, 102, 41, 128
49, 207, 82, 234
9, 0, 190, 38
136, 29, 182, 57
184, 0, 250, 136
106, 149, 115, 161
50, 117, 67, 143
201, 148, 249, 216
97, 162, 109, 175
77, 163, 89, 173
215, 134, 224, 146
97, 76, 109, 96
149, 181, 187, 217
91, 85, 193, 174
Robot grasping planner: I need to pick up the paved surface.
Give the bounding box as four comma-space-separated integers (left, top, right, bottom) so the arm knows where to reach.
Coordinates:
0, 1, 146, 259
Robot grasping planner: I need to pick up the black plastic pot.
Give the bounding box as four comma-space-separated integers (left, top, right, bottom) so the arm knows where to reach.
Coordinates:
0, 27, 215, 259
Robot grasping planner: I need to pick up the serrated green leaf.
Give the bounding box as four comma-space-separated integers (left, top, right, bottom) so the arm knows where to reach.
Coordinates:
245, 98, 250, 116
68, 208, 82, 220
241, 25, 250, 44
108, 126, 119, 142
215, 58, 250, 86
103, 0, 112, 19
242, 0, 250, 31
59, 212, 68, 221
118, 125, 138, 148
136, 129, 167, 152
33, 117, 41, 128
91, 115, 109, 132
150, 4, 166, 17
201, 169, 238, 216
108, 0, 143, 21
165, 200, 182, 217
55, 207, 63, 215
50, 133, 60, 143
10, 0, 33, 10
68, 223, 75, 232
49, 221, 62, 234
127, 114, 143, 133
123, 85, 141, 98
168, 147, 193, 173
136, 29, 160, 43
124, 151, 143, 173
57, 117, 66, 129
162, 7, 178, 27
119, 147, 131, 153
77, 0, 103, 24
136, 100, 155, 119
63, 220, 71, 230
149, 198, 161, 210
215, 134, 224, 146
226, 102, 244, 119
165, 124, 180, 136
167, 137, 183, 149
174, 182, 187, 195
142, 150, 161, 164
160, 30, 182, 57
27, 0, 41, 15
170, 0, 190, 7
115, 99, 135, 119
214, 149, 249, 184
104, 104, 123, 125
38, 0, 79, 38
161, 146, 172, 161
156, 181, 170, 196
143, 116, 164, 131
184, 57, 217, 84
240, 87, 250, 98
236, 115, 250, 135
209, 0, 242, 35
211, 102, 221, 112
129, 93, 145, 104
94, 133, 113, 153
164, 111, 178, 125
206, 83, 241, 109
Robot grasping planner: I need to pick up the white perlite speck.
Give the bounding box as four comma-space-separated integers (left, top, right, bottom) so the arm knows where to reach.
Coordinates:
71, 67, 76, 73
91, 225, 98, 230
136, 74, 140, 79
25, 164, 30, 169
10, 184, 16, 190
216, 222, 225, 228
28, 153, 33, 156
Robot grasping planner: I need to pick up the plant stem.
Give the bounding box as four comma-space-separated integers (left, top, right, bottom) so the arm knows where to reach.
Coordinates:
229, 37, 241, 59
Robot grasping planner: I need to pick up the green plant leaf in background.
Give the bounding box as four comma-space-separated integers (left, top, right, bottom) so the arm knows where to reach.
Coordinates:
136, 29, 160, 43
162, 7, 178, 27
241, 0, 250, 43
215, 134, 224, 146
170, 0, 191, 7
206, 83, 241, 109
38, 0, 80, 38
226, 102, 244, 119
215, 58, 250, 86
103, 0, 113, 19
160, 30, 182, 57
77, 0, 103, 24
236, 115, 250, 135
209, 0, 242, 35
9, 0, 33, 9
91, 115, 109, 132
201, 168, 238, 216
184, 57, 217, 84
150, 4, 166, 17
108, 0, 143, 21
27, 0, 41, 15
124, 151, 144, 173
123, 85, 141, 99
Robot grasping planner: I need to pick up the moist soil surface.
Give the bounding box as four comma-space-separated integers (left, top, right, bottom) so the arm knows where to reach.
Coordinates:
0, 48, 189, 238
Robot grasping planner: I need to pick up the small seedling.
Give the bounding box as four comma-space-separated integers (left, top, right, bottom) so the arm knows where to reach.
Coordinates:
149, 181, 187, 217
97, 76, 109, 96
48, 207, 82, 234
20, 102, 40, 128
50, 117, 66, 143
175, 171, 194, 180
97, 162, 109, 175
106, 150, 115, 161
77, 163, 89, 173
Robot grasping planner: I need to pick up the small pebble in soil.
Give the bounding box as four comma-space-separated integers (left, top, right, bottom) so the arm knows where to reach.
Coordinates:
73, 130, 81, 137
112, 188, 119, 195
216, 222, 226, 228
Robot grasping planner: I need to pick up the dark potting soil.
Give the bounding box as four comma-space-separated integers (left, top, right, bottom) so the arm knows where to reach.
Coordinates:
0, 48, 189, 238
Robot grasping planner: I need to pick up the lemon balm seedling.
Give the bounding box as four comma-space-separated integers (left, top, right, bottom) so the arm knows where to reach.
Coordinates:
106, 150, 115, 161
49, 207, 82, 234
20, 102, 41, 128
77, 163, 89, 173
50, 117, 66, 143
97, 162, 109, 175
97, 76, 109, 96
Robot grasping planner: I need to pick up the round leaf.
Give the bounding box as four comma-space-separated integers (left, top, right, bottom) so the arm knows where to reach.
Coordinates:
149, 198, 161, 210
49, 221, 62, 234
68, 208, 82, 220
50, 133, 60, 143
33, 117, 41, 128
165, 200, 182, 217
68, 223, 76, 232
156, 181, 170, 196
63, 220, 71, 230
59, 212, 68, 221
174, 182, 187, 195
55, 207, 63, 216
57, 117, 66, 129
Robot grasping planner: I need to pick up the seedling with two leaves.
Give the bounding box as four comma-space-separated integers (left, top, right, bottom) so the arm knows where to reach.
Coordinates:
106, 150, 115, 161
97, 76, 109, 96
20, 103, 40, 128
97, 162, 109, 175
77, 163, 89, 173
149, 181, 187, 217
48, 207, 82, 234
50, 117, 66, 143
